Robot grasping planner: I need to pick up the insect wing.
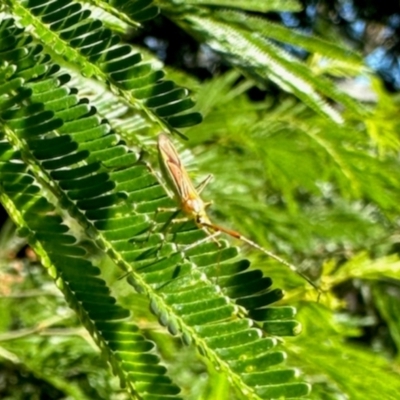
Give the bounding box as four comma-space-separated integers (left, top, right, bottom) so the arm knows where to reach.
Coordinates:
157, 134, 199, 202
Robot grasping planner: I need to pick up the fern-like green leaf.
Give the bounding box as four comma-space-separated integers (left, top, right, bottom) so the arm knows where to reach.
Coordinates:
0, 17, 311, 399
0, 130, 181, 399
168, 0, 303, 13
162, 3, 367, 123
9, 0, 202, 131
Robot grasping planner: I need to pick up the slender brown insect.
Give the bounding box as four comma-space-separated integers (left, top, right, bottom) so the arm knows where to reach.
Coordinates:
157, 133, 318, 290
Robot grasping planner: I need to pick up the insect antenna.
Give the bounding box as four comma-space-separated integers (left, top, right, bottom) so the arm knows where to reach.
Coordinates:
201, 221, 320, 293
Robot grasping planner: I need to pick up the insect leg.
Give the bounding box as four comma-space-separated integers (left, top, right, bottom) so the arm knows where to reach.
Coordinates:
182, 229, 222, 251
196, 174, 213, 194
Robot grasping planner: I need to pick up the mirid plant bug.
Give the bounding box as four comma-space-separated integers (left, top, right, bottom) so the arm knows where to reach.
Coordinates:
157, 133, 319, 291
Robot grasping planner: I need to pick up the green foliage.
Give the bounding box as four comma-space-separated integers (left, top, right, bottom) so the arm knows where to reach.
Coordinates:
170, 0, 303, 13
0, 0, 400, 399
159, 0, 366, 123
183, 64, 400, 400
